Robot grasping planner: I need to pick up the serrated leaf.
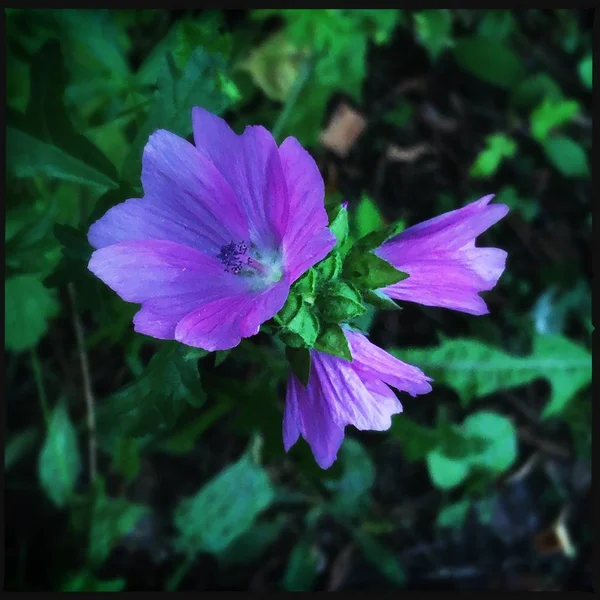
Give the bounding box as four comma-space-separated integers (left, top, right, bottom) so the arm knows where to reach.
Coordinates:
453, 36, 526, 88
38, 401, 81, 508
542, 135, 589, 178
390, 335, 591, 418
344, 252, 409, 290
6, 275, 60, 352
96, 345, 205, 437
174, 449, 275, 555
326, 438, 375, 516
314, 324, 352, 361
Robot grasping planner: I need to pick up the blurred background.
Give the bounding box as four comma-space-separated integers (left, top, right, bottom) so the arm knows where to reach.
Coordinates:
4, 9, 593, 591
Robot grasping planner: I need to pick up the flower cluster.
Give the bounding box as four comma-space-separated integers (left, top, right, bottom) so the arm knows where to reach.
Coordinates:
88, 107, 508, 469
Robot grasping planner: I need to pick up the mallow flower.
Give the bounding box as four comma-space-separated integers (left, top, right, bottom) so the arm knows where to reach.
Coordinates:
87, 107, 336, 351
283, 195, 508, 468
375, 194, 509, 315
284, 328, 433, 469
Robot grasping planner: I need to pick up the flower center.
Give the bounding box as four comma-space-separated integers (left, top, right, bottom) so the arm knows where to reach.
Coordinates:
217, 240, 283, 286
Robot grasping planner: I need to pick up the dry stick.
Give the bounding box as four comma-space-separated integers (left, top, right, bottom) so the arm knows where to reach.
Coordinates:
68, 283, 98, 485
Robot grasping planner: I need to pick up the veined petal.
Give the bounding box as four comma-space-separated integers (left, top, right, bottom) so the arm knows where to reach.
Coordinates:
278, 136, 336, 281
345, 330, 433, 396
140, 129, 249, 253
174, 275, 290, 351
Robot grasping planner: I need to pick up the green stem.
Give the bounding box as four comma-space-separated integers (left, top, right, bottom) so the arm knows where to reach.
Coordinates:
165, 554, 196, 591
30, 349, 50, 426
272, 54, 316, 142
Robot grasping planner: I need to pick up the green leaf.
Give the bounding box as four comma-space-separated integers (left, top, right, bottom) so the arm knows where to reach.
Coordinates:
7, 40, 118, 189
510, 73, 563, 111
7, 128, 119, 190
389, 417, 441, 461
89, 493, 148, 566
436, 499, 470, 529
286, 346, 312, 387
469, 133, 517, 178
61, 570, 126, 592
214, 349, 231, 367
5, 428, 38, 472
38, 401, 81, 508
294, 268, 319, 298
495, 186, 538, 222
326, 439, 375, 516
427, 410, 518, 490
6, 275, 60, 352
329, 203, 349, 248
112, 437, 141, 483
239, 31, 308, 102
219, 515, 287, 566
174, 448, 275, 555
53, 224, 94, 261
96, 345, 206, 437
320, 280, 366, 323
390, 335, 591, 418
427, 450, 471, 490
159, 399, 233, 455
542, 135, 589, 177
344, 252, 409, 290
364, 289, 401, 311
314, 324, 352, 361
453, 36, 526, 88
279, 302, 321, 348
123, 47, 234, 182
315, 252, 343, 282
578, 54, 592, 89
283, 538, 322, 591
414, 10, 453, 61
352, 529, 406, 586
354, 194, 385, 239
462, 411, 517, 473
530, 97, 580, 141
476, 10, 515, 41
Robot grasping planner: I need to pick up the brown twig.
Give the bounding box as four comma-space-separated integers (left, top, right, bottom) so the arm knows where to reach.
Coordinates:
68, 283, 98, 485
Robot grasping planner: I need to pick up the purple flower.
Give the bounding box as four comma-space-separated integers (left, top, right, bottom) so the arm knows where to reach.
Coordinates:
376, 195, 509, 315
87, 107, 336, 351
283, 329, 432, 469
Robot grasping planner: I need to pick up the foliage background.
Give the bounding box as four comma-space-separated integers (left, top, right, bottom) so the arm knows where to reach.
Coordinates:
4, 9, 593, 591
